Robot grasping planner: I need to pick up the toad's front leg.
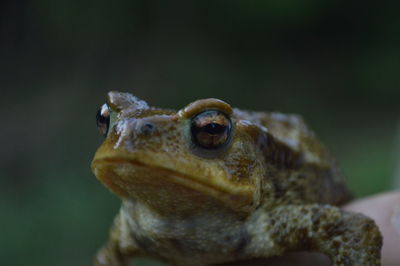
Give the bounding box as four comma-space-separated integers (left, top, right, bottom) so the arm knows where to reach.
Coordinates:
246, 204, 382, 266
94, 211, 144, 266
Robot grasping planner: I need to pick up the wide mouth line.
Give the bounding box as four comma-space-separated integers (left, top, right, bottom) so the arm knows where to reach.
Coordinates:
92, 157, 253, 197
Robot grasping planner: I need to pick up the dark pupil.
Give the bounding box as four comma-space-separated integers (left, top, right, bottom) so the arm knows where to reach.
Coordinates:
204, 123, 226, 134
96, 107, 110, 137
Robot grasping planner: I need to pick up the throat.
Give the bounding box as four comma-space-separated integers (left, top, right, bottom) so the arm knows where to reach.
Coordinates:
121, 199, 249, 264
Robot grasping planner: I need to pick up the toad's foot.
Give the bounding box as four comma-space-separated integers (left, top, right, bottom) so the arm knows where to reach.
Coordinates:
246, 204, 382, 266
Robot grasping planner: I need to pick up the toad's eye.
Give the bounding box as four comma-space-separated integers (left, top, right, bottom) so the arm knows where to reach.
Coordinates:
96, 104, 110, 137
191, 110, 232, 149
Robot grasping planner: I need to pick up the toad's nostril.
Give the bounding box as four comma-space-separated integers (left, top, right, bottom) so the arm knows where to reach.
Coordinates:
140, 122, 155, 136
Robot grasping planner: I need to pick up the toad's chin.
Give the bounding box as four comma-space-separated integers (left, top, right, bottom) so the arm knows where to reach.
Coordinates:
91, 157, 255, 216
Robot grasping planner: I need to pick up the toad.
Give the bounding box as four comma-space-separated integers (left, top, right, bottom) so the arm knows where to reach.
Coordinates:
92, 91, 382, 266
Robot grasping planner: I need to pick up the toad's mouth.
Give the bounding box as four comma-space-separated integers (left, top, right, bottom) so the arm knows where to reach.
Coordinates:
91, 157, 255, 215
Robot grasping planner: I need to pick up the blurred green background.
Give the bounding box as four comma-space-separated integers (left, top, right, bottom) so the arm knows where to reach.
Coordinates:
1, 1, 399, 265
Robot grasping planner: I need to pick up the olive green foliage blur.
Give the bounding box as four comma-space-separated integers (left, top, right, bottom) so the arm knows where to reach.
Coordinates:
0, 1, 399, 266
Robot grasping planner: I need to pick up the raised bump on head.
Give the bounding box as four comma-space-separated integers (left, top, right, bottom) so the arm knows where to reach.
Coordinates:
107, 91, 149, 112
178, 98, 233, 118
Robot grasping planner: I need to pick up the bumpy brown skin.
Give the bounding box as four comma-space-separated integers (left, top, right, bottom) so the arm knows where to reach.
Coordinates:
91, 91, 382, 266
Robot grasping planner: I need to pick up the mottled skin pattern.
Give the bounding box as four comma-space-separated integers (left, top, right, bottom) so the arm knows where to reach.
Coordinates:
92, 91, 382, 266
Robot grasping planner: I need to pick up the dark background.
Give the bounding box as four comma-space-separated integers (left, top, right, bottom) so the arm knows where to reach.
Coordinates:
1, 1, 399, 265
